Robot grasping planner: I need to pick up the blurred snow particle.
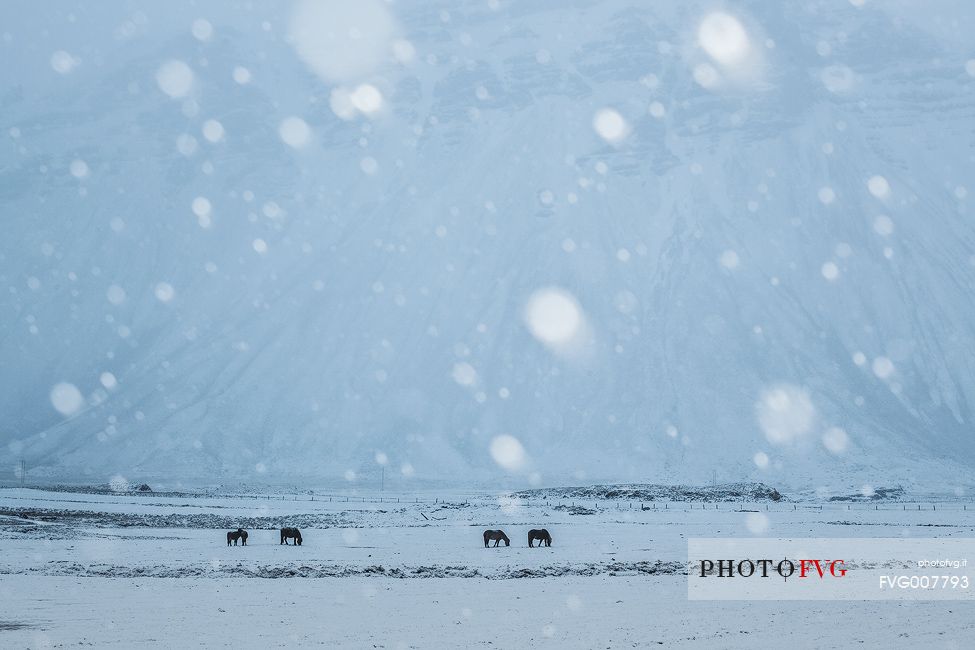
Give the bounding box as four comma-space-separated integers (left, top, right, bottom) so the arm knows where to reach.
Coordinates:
693, 63, 720, 88
99, 372, 118, 390
154, 282, 175, 303
374, 451, 388, 466
451, 362, 477, 387
524, 287, 584, 349
176, 133, 198, 156
232, 66, 251, 84
289, 0, 398, 84
252, 238, 268, 254
719, 249, 740, 269
816, 41, 831, 57
614, 290, 638, 315
965, 59, 975, 77
873, 215, 894, 236
822, 427, 849, 454
818, 187, 835, 204
561, 238, 576, 253
350, 84, 383, 114
109, 475, 129, 492
616, 248, 630, 262
262, 201, 284, 219
51, 50, 80, 74
821, 65, 855, 93
69, 159, 89, 179
498, 387, 510, 399
867, 175, 890, 199
191, 196, 211, 219
753, 451, 769, 469
745, 511, 769, 534
279, 116, 312, 148
648, 101, 666, 118
360, 157, 379, 174
852, 351, 866, 366
400, 462, 415, 477
592, 108, 630, 144
872, 356, 894, 379
665, 424, 678, 438
106, 284, 126, 305
392, 39, 415, 64
565, 595, 583, 612
821, 261, 840, 281
50, 382, 84, 416
756, 384, 815, 445
860, 484, 875, 498
156, 60, 194, 98
489, 434, 526, 471
255, 462, 267, 473
344, 469, 356, 481
329, 87, 357, 120
202, 119, 225, 142
542, 625, 556, 638
191, 18, 213, 42
697, 12, 751, 67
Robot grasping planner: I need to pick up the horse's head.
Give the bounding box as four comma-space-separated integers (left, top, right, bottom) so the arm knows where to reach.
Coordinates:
503, 536, 510, 546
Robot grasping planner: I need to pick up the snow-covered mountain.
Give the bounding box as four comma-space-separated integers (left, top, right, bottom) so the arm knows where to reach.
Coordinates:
2, 0, 973, 491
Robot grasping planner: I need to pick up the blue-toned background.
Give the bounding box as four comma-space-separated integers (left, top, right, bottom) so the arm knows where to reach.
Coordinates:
2, 0, 973, 490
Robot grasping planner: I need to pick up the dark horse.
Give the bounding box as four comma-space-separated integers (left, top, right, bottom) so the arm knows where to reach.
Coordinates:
483, 529, 510, 547
280, 527, 302, 545
226, 528, 248, 546
528, 529, 552, 547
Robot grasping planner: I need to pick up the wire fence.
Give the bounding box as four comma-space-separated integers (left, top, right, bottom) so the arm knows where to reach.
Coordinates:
3, 486, 973, 513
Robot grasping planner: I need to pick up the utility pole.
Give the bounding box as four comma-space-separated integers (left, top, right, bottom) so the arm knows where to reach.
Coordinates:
19, 459, 26, 487
712, 469, 716, 487
380, 466, 384, 493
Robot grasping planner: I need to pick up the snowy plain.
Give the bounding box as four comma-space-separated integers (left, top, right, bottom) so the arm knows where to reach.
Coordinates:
2, 486, 975, 647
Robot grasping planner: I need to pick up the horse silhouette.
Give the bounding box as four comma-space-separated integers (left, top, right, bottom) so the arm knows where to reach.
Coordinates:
528, 529, 552, 547
280, 527, 302, 545
483, 529, 510, 547
226, 528, 248, 546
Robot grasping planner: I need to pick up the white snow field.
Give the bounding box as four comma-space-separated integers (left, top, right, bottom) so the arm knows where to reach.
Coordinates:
2, 486, 975, 647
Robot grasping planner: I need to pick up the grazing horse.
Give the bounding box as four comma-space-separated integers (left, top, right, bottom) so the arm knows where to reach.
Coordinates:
528, 529, 552, 547
227, 528, 248, 546
280, 527, 302, 545
483, 529, 510, 547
